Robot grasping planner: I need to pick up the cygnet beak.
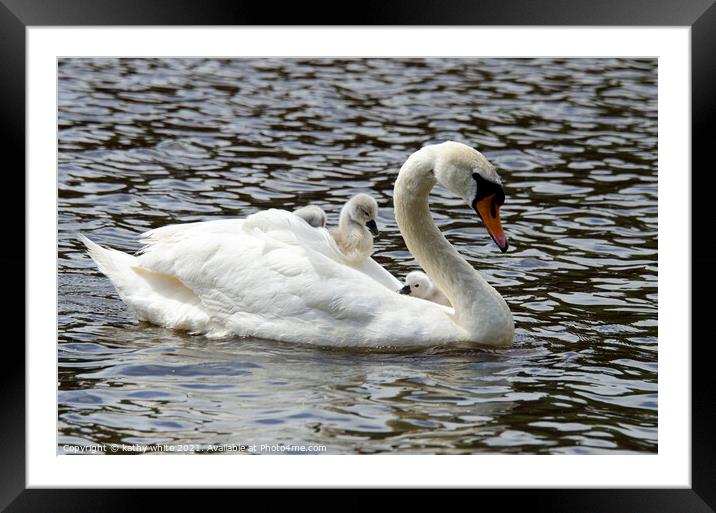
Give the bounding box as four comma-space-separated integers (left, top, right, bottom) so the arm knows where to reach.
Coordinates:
398, 285, 411, 295
366, 220, 379, 237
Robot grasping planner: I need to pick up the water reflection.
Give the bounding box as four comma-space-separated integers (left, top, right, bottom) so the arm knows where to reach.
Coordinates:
58, 58, 657, 454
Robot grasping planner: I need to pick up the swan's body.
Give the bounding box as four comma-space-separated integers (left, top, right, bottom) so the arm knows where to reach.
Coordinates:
80, 212, 443, 347
399, 271, 451, 307
83, 141, 513, 348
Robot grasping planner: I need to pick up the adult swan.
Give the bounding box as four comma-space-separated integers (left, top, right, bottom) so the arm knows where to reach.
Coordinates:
82, 141, 514, 348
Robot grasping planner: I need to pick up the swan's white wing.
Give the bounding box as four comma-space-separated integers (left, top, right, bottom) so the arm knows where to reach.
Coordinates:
242, 209, 345, 262
139, 218, 247, 248
139, 211, 339, 261
140, 209, 401, 290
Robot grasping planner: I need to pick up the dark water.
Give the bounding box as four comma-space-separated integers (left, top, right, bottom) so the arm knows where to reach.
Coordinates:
58, 58, 657, 454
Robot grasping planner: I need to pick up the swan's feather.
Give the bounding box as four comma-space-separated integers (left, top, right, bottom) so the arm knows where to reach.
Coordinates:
79, 234, 216, 333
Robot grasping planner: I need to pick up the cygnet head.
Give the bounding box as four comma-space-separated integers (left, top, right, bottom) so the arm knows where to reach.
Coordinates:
410, 141, 508, 252
398, 271, 433, 299
293, 205, 327, 228
343, 193, 379, 236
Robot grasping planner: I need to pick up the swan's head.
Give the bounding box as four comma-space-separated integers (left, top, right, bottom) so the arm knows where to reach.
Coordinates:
431, 141, 508, 253
293, 205, 327, 228
345, 193, 380, 236
399, 270, 432, 299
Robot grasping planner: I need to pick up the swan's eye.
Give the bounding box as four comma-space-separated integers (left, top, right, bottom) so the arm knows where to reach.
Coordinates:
415, 284, 419, 288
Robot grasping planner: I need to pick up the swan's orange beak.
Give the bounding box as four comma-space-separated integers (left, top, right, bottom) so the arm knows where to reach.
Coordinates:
474, 195, 508, 253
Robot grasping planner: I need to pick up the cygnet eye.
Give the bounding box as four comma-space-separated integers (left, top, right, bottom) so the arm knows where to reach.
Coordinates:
414, 284, 419, 288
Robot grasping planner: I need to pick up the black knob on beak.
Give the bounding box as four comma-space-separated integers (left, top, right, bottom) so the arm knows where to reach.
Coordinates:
366, 220, 379, 237
398, 285, 411, 295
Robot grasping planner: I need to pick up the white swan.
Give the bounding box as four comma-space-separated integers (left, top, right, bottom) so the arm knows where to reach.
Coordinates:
399, 271, 451, 307
82, 141, 513, 348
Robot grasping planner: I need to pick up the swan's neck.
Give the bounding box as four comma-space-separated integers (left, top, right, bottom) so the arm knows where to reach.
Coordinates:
336, 208, 372, 261
338, 207, 357, 235
393, 149, 513, 344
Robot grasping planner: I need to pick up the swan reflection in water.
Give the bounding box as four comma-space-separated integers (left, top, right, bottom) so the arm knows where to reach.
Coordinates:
82, 141, 513, 349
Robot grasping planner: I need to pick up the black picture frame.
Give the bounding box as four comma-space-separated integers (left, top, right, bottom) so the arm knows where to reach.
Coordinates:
3, 0, 712, 510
